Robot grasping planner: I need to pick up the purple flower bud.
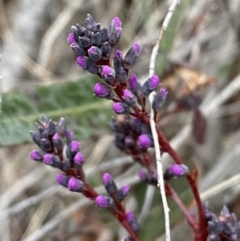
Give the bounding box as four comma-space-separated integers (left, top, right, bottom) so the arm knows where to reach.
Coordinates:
88, 46, 102, 61
152, 88, 168, 111
117, 184, 130, 202
84, 14, 97, 31
91, 32, 101, 46
30, 131, 41, 146
116, 67, 127, 82
126, 211, 134, 222
125, 212, 140, 233
71, 43, 86, 56
123, 89, 137, 107
123, 43, 141, 69
93, 83, 113, 99
71, 140, 80, 152
124, 136, 134, 148
40, 138, 51, 152
56, 173, 70, 187
149, 75, 160, 89
43, 154, 53, 164
79, 36, 91, 48
142, 75, 160, 96
113, 17, 122, 28
75, 24, 85, 36
95, 195, 114, 208
76, 56, 87, 69
114, 50, 123, 67
103, 173, 117, 195
102, 173, 113, 186
128, 74, 138, 92
71, 25, 84, 41
30, 150, 43, 161
52, 133, 63, 149
138, 169, 158, 185
164, 164, 189, 180
138, 134, 153, 149
101, 66, 115, 81
43, 154, 61, 168
57, 117, 67, 137
66, 141, 78, 160
48, 121, 57, 136
61, 160, 71, 172
66, 129, 76, 144
108, 17, 122, 46
100, 28, 108, 43
122, 185, 130, 195
115, 50, 123, 59
77, 56, 99, 74
74, 152, 85, 167
112, 102, 128, 114
67, 32, 76, 44
68, 177, 84, 192
100, 42, 111, 59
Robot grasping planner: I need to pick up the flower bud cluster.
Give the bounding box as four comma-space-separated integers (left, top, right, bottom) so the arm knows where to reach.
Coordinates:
30, 115, 87, 192
68, 14, 168, 112
204, 203, 240, 240
110, 115, 153, 152
30, 115, 138, 240
95, 173, 131, 207
95, 173, 140, 238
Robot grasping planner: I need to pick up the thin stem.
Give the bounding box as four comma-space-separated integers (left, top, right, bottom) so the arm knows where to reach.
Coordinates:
165, 183, 197, 231
157, 129, 208, 240
148, 1, 180, 240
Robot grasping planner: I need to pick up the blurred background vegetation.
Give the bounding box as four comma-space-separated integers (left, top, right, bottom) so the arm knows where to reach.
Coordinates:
1, 0, 240, 240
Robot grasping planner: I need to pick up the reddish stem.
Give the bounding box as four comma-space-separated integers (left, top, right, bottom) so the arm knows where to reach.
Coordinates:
165, 183, 197, 231
156, 129, 208, 240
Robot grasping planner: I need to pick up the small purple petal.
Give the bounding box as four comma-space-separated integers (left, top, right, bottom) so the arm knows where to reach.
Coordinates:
43, 154, 53, 165
93, 83, 112, 98
76, 56, 87, 69
138, 135, 153, 149
95, 195, 113, 208
115, 50, 123, 59
66, 129, 76, 144
30, 150, 43, 161
168, 164, 189, 177
152, 88, 168, 110
102, 173, 112, 186
113, 17, 122, 28
53, 133, 61, 141
126, 211, 134, 222
159, 88, 168, 99
68, 177, 83, 192
122, 185, 130, 195
112, 102, 126, 114
101, 66, 115, 81
133, 43, 141, 55
88, 46, 102, 61
149, 75, 160, 90
129, 74, 138, 92
123, 89, 133, 100
71, 140, 80, 152
67, 33, 76, 44
56, 173, 70, 187
74, 152, 85, 166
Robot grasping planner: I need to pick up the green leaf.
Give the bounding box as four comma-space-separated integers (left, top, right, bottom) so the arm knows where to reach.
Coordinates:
0, 76, 112, 146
